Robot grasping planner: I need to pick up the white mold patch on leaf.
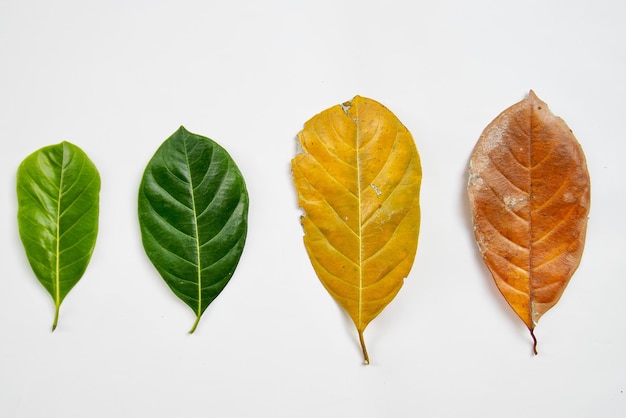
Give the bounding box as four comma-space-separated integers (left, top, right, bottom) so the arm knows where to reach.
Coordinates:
370, 183, 383, 196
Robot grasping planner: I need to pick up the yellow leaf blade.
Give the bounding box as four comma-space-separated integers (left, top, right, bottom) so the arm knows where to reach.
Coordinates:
292, 96, 421, 363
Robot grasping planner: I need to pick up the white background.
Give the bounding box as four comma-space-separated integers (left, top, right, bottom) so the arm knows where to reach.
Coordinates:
1, 0, 625, 417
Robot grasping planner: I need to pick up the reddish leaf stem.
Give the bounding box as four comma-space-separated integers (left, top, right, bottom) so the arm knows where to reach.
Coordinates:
530, 329, 538, 355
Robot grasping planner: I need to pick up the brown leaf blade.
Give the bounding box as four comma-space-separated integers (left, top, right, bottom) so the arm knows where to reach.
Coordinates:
468, 91, 590, 354
292, 96, 421, 364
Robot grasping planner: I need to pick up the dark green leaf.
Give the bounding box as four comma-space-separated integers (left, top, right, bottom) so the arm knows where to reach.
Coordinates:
17, 141, 101, 331
138, 126, 249, 333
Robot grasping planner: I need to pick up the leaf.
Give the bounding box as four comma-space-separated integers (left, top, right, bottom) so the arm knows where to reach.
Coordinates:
468, 91, 590, 354
138, 126, 248, 333
292, 96, 422, 364
17, 141, 101, 331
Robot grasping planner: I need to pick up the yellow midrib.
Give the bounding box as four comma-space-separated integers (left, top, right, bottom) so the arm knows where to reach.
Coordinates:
355, 105, 364, 331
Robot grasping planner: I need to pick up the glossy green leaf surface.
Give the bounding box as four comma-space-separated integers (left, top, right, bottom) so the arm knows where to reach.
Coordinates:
17, 141, 101, 330
138, 126, 249, 333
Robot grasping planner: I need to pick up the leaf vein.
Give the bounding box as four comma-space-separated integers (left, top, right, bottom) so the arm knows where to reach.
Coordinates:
362, 150, 416, 227
531, 204, 580, 245
59, 175, 97, 218
304, 151, 357, 199
143, 192, 197, 240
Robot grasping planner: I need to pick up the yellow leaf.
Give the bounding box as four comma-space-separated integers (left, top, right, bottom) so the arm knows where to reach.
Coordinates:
292, 96, 422, 364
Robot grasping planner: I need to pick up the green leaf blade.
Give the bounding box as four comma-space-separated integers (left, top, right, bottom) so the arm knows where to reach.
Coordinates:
17, 141, 101, 330
138, 126, 249, 332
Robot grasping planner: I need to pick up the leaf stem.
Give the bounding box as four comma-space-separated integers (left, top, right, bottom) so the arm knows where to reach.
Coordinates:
52, 305, 59, 332
530, 328, 538, 355
189, 315, 201, 334
358, 329, 370, 365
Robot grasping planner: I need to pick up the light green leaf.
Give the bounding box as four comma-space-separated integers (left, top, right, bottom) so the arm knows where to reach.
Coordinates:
138, 126, 249, 333
17, 141, 101, 331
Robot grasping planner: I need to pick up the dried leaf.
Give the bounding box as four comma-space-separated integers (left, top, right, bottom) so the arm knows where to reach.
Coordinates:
468, 91, 590, 354
292, 96, 421, 364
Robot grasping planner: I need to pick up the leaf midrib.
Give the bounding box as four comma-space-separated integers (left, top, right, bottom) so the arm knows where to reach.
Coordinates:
527, 104, 536, 327
53, 146, 67, 330
354, 104, 364, 332
183, 138, 203, 333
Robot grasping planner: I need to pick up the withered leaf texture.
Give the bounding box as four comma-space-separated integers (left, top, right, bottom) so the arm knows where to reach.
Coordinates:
468, 91, 590, 354
292, 96, 421, 364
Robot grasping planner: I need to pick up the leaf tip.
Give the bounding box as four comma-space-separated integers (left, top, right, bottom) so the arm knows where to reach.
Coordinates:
341, 99, 354, 119
526, 90, 547, 110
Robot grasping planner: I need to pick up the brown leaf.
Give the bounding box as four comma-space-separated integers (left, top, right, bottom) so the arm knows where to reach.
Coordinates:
468, 91, 590, 354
